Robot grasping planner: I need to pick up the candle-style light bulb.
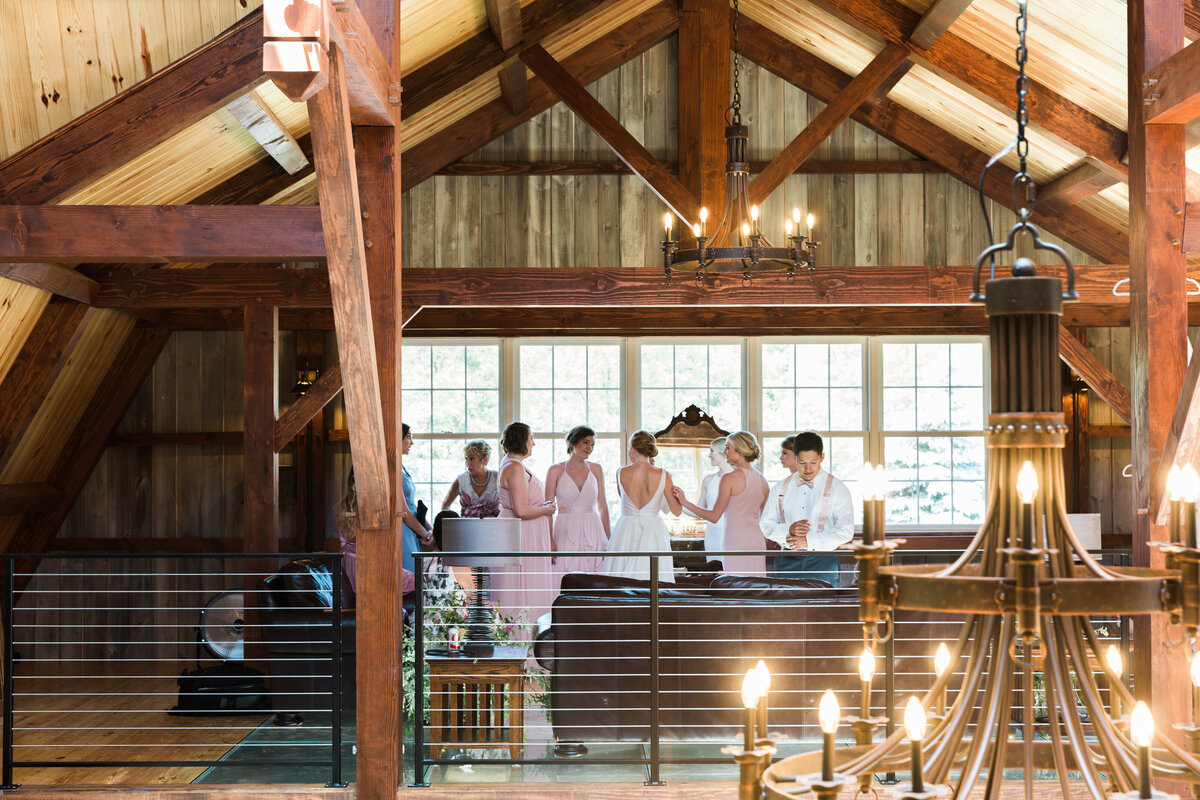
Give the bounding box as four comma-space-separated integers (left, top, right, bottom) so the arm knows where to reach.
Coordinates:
1191, 650, 1200, 687
1130, 701, 1154, 799
1016, 461, 1039, 503
693, 222, 702, 238
904, 697, 927, 793
1168, 464, 1185, 501
806, 213, 815, 238
859, 647, 876, 719
1106, 645, 1124, 721
755, 660, 770, 740
792, 207, 802, 224
1191, 650, 1200, 723
819, 690, 840, 781
750, 204, 759, 222
785, 218, 794, 236
664, 212, 673, 235
1185, 465, 1200, 548
741, 669, 760, 751
741, 222, 751, 239
860, 462, 878, 545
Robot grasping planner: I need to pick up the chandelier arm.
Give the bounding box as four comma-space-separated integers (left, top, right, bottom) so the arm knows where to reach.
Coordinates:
1039, 624, 1083, 800
949, 615, 1015, 795
982, 635, 1016, 800
1022, 654, 1034, 800
1065, 620, 1144, 789
924, 615, 995, 781
1043, 621, 1118, 798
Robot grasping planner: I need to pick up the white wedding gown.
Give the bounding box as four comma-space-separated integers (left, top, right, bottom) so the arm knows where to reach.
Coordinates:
602, 467, 675, 585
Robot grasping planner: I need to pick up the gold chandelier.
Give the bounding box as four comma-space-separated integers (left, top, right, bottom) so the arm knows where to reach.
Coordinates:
728, 2, 1200, 798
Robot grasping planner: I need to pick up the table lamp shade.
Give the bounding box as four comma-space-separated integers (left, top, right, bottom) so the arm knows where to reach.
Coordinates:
441, 518, 522, 567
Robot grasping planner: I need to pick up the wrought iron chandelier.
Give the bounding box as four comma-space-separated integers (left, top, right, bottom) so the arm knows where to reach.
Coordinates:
660, 0, 818, 286
730, 2, 1200, 799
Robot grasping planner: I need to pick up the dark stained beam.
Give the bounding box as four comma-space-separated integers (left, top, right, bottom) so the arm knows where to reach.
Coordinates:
3, 325, 170, 560
520, 43, 700, 223
0, 484, 64, 517
435, 159, 947, 176
497, 61, 530, 114
908, 0, 975, 48
0, 302, 94, 472
1057, 323, 1132, 423
0, 11, 266, 205
307, 44, 390, 528
746, 43, 910, 207
1143, 39, 1200, 124
484, 0, 524, 50
678, 0, 732, 219
0, 205, 324, 263
0, 263, 99, 305
275, 362, 342, 452
92, 266, 330, 308
803, 0, 1129, 178
400, 0, 617, 118
401, 3, 679, 190
243, 304, 279, 555
329, 0, 396, 126
1036, 161, 1121, 215
737, 16, 1129, 264
858, 61, 914, 114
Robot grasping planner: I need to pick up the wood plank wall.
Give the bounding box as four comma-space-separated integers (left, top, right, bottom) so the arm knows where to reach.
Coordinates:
400, 45, 1093, 269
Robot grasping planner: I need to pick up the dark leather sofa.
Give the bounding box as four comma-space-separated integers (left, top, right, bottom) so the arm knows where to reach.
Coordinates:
256, 558, 356, 724
533, 572, 949, 744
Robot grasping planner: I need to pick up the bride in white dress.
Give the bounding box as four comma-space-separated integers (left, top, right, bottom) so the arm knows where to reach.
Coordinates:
602, 430, 682, 585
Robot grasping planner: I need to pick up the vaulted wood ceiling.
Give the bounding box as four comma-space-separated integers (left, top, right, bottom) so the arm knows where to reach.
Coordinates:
0, 0, 1180, 557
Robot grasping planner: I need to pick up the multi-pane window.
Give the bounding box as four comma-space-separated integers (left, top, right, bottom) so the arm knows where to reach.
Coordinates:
880, 341, 986, 525
401, 343, 502, 515
640, 343, 743, 433
518, 343, 624, 520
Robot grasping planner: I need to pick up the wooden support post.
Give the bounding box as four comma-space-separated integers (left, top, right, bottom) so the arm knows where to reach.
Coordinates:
1129, 0, 1189, 751
697, 0, 730, 219
243, 305, 279, 555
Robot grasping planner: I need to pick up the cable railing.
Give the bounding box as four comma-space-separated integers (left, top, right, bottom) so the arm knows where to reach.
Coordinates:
409, 547, 1130, 787
1, 552, 348, 788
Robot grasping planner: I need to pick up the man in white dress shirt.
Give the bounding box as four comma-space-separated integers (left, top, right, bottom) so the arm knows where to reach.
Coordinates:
760, 431, 854, 586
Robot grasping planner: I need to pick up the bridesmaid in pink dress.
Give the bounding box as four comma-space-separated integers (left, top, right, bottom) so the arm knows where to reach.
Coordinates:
545, 426, 611, 574
672, 431, 771, 575
494, 422, 558, 631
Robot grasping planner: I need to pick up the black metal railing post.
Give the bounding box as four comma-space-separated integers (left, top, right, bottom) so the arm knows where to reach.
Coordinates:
646, 554, 662, 786
3, 557, 16, 789
884, 617, 896, 784
329, 553, 345, 787
412, 553, 429, 787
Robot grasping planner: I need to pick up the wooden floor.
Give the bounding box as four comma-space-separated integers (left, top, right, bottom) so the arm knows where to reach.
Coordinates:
6, 668, 268, 785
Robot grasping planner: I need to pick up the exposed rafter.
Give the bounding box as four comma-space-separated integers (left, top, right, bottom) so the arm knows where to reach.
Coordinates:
435, 159, 947, 176
908, 0, 975, 48
1057, 323, 1132, 423
224, 90, 310, 174
0, 263, 99, 305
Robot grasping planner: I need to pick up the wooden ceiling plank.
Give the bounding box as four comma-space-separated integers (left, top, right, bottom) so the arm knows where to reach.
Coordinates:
484, 0, 525, 51
805, 0, 1129, 178
1036, 160, 1120, 214
520, 43, 700, 223
306, 44, 390, 527
0, 302, 94, 475
400, 0, 617, 118
401, 3, 679, 190
0, 263, 99, 305
737, 16, 1129, 264
497, 61, 531, 114
746, 43, 910, 207
435, 159, 948, 175
0, 205, 325, 263
0, 10, 267, 205
908, 0, 975, 49
1057, 323, 1132, 423
224, 90, 310, 175
3, 325, 170, 562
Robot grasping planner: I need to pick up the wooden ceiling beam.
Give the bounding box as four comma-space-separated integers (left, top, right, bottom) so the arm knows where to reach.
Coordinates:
1035, 160, 1120, 214
224, 90, 310, 174
520, 43, 700, 223
92, 266, 331, 308
858, 61, 914, 114
0, 205, 324, 263
1144, 39, 1200, 124
1057, 323, 1132, 423
803, 0, 1129, 178
497, 62, 531, 114
436, 159, 947, 176
328, 0, 396, 125
0, 11, 266, 205
400, 0, 618, 118
0, 484, 64, 517
307, 44, 390, 527
737, 16, 1129, 264
0, 263, 99, 305
683, 0, 732, 217
484, 0, 525, 51
908, 0, 975, 48
746, 43, 910, 207
401, 3, 679, 190
275, 364, 343, 451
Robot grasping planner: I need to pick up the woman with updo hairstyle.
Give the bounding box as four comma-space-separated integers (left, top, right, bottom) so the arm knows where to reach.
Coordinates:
493, 421, 557, 628
602, 430, 681, 584
673, 430, 771, 576
545, 426, 611, 574
684, 437, 735, 560
441, 439, 500, 518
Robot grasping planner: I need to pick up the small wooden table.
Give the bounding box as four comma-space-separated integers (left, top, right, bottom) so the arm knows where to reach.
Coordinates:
427, 645, 526, 759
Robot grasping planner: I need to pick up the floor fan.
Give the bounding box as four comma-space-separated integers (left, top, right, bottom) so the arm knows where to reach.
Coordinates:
169, 591, 269, 715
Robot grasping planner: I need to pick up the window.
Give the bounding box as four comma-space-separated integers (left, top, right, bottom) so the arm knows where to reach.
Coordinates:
878, 341, 987, 525
518, 343, 624, 520
640, 343, 743, 433
401, 343, 502, 514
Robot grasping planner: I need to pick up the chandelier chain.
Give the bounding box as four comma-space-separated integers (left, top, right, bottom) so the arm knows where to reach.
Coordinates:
729, 0, 742, 125
1013, 0, 1033, 212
